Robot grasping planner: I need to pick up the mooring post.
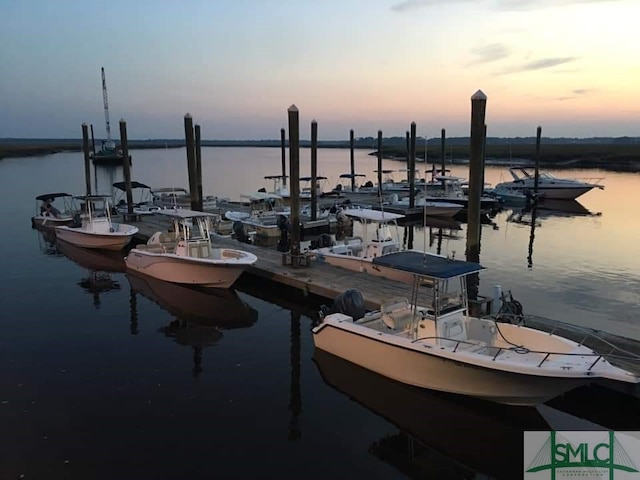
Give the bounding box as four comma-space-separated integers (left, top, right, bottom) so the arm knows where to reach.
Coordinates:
534, 126, 542, 195
119, 119, 133, 216
281, 128, 287, 187
440, 128, 446, 189
310, 120, 318, 221
409, 122, 417, 209
377, 130, 383, 199
481, 124, 487, 194
466, 90, 487, 267
89, 124, 96, 157
405, 132, 410, 183
349, 129, 355, 191
288, 105, 301, 265
183, 114, 198, 211
81, 123, 92, 196
195, 124, 203, 211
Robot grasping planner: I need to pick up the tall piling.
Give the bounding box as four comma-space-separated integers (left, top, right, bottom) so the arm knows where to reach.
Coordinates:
534, 126, 542, 195
195, 124, 203, 211
281, 128, 287, 186
119, 119, 133, 216
409, 122, 417, 209
81, 123, 92, 196
466, 90, 487, 266
310, 120, 318, 221
349, 129, 355, 191
481, 124, 487, 194
288, 105, 301, 262
183, 114, 198, 211
377, 131, 383, 199
89, 124, 97, 157
440, 128, 446, 174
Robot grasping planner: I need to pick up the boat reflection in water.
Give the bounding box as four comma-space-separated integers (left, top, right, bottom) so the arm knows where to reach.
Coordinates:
126, 271, 258, 375
56, 237, 126, 307
314, 349, 553, 480
36, 227, 63, 257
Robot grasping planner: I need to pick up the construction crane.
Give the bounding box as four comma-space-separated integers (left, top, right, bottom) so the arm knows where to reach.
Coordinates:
101, 67, 115, 150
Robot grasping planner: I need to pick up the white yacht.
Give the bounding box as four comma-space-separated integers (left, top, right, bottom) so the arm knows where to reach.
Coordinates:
495, 167, 604, 200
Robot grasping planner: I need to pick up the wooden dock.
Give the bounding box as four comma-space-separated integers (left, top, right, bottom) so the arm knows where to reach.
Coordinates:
130, 214, 426, 311
125, 214, 640, 388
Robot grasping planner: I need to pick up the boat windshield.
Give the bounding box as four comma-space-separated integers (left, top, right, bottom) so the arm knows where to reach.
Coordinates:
435, 277, 466, 315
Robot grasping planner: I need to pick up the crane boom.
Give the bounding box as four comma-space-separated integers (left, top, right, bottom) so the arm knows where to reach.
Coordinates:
101, 67, 115, 149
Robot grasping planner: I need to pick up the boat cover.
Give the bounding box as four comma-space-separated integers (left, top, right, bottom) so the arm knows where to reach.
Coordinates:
113, 181, 151, 190
372, 251, 484, 279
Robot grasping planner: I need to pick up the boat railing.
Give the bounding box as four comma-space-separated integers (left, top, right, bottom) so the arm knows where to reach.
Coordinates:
411, 334, 639, 371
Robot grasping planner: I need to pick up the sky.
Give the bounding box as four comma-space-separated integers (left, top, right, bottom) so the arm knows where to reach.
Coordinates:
1, 0, 639, 140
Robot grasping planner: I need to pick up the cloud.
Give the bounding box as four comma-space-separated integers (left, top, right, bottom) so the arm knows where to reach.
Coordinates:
390, 0, 472, 12
391, 0, 621, 12
468, 44, 510, 65
494, 56, 578, 75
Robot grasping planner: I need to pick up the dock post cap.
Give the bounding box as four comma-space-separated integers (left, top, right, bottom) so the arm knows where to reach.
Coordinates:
119, 118, 125, 123
184, 113, 192, 118
82, 122, 87, 126
471, 90, 487, 100
311, 119, 317, 123
288, 105, 298, 112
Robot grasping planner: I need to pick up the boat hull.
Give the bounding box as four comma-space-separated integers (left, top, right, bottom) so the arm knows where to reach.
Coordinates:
314, 252, 415, 284
54, 226, 136, 251
125, 250, 250, 288
31, 215, 76, 228
312, 323, 590, 406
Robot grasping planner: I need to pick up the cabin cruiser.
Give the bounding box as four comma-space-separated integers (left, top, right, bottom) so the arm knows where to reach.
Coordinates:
494, 167, 604, 200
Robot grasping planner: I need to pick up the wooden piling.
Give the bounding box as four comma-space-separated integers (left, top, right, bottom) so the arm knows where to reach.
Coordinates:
377, 130, 383, 199
534, 126, 542, 194
440, 128, 446, 175
465, 90, 487, 266
405, 132, 410, 181
349, 129, 355, 191
281, 128, 287, 186
183, 114, 198, 211
310, 120, 318, 221
89, 124, 97, 157
288, 105, 301, 262
481, 124, 487, 194
409, 122, 417, 209
195, 124, 203, 211
119, 119, 133, 215
81, 123, 92, 196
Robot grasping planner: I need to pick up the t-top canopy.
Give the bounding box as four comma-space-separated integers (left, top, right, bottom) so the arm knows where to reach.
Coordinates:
339, 173, 367, 179
299, 176, 328, 181
113, 181, 151, 191
36, 192, 72, 201
240, 192, 282, 201
372, 251, 484, 279
264, 175, 289, 180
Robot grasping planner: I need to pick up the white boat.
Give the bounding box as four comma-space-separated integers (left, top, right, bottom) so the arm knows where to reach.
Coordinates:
263, 175, 290, 198
486, 184, 529, 205
151, 187, 218, 210
113, 181, 161, 215
495, 167, 604, 200
224, 192, 290, 238
310, 208, 418, 284
420, 175, 500, 212
125, 209, 257, 288
312, 250, 639, 406
31, 192, 77, 228
55, 195, 138, 251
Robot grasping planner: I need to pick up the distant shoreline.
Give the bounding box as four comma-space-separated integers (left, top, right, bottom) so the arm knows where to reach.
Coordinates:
1, 139, 638, 172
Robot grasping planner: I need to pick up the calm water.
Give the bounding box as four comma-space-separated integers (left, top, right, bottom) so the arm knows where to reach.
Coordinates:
1, 147, 639, 479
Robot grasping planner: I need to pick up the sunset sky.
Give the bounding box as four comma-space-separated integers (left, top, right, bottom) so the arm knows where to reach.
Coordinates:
1, 0, 638, 140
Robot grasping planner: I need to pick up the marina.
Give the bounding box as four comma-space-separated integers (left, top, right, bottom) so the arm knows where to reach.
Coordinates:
2, 144, 640, 480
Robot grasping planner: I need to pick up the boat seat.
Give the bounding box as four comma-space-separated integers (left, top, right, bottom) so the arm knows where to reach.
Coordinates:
381, 298, 413, 332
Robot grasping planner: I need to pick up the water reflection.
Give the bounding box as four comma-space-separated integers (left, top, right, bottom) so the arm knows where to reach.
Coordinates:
126, 271, 258, 376
35, 227, 62, 256
314, 349, 550, 480
56, 238, 125, 307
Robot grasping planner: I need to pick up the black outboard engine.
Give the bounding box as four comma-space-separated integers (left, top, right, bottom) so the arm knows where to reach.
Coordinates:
276, 214, 291, 252
232, 221, 251, 244
363, 180, 373, 188
319, 289, 365, 321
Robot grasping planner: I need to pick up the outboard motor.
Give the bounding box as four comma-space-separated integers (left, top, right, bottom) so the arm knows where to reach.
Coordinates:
319, 289, 366, 321
276, 214, 291, 252
363, 180, 373, 188
232, 221, 251, 244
